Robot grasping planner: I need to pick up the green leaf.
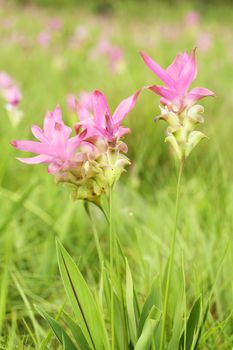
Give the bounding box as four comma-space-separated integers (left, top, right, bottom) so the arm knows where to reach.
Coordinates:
179, 296, 202, 350
138, 277, 161, 336
64, 313, 90, 350
135, 306, 159, 350
102, 266, 127, 349
40, 309, 77, 350
126, 259, 138, 345
56, 240, 110, 350
0, 180, 38, 234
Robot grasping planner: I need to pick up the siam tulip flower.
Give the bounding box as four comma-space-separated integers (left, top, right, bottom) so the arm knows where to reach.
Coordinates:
37, 31, 51, 48
0, 71, 23, 126
74, 89, 141, 188
4, 85, 22, 108
0, 72, 13, 89
90, 38, 125, 74
11, 106, 85, 172
12, 90, 140, 203
197, 32, 213, 53
140, 49, 214, 161
68, 26, 89, 50
48, 18, 63, 31
67, 91, 93, 114
140, 49, 214, 113
184, 10, 200, 27
75, 89, 141, 147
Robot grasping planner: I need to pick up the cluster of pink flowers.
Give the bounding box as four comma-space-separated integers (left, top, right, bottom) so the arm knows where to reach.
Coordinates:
90, 38, 124, 74
12, 89, 140, 203
12, 49, 214, 200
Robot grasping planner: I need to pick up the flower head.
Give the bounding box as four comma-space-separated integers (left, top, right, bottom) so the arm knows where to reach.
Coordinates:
140, 49, 214, 112
0, 72, 13, 89
141, 49, 214, 161
75, 89, 141, 148
11, 106, 84, 174
12, 89, 140, 203
0, 71, 23, 125
67, 91, 93, 114
4, 85, 22, 108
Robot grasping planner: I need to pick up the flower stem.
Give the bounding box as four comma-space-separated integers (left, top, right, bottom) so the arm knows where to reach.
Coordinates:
84, 202, 103, 267
109, 186, 115, 350
160, 159, 184, 350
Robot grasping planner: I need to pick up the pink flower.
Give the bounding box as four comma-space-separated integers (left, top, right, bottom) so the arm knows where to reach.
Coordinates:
0, 72, 13, 89
75, 90, 141, 147
37, 32, 51, 48
67, 91, 93, 114
140, 49, 214, 111
11, 106, 85, 174
184, 10, 200, 27
91, 39, 124, 74
4, 85, 22, 107
48, 18, 63, 31
0, 72, 22, 109
197, 32, 213, 53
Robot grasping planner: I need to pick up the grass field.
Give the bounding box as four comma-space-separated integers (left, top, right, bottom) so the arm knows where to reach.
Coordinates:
0, 1, 233, 349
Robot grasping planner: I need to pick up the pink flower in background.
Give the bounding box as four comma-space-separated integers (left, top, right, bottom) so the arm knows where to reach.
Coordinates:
68, 25, 89, 50
67, 94, 77, 112
140, 49, 214, 111
37, 31, 51, 48
184, 10, 200, 27
11, 106, 86, 173
0, 72, 13, 89
75, 89, 141, 147
48, 18, 63, 31
0, 71, 22, 110
4, 85, 22, 107
90, 38, 124, 74
197, 32, 213, 53
99, 39, 124, 73
67, 91, 93, 114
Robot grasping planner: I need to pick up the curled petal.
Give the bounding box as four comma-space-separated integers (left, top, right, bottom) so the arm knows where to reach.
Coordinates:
31, 125, 46, 142
184, 87, 215, 107
92, 90, 110, 128
149, 85, 179, 102
176, 48, 197, 93
140, 51, 175, 87
112, 89, 141, 124
11, 140, 53, 155
16, 155, 52, 164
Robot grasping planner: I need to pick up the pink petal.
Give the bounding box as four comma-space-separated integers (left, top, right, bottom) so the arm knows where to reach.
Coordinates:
76, 101, 92, 121
176, 48, 197, 93
117, 126, 130, 138
167, 52, 184, 80
12, 140, 52, 155
149, 85, 179, 101
112, 90, 141, 124
67, 136, 81, 158
140, 52, 175, 87
92, 90, 110, 128
31, 125, 46, 142
52, 105, 62, 122
184, 87, 215, 106
16, 155, 52, 164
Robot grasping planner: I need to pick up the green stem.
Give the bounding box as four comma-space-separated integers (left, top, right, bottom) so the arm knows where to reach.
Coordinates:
85, 203, 104, 266
160, 159, 184, 350
109, 187, 115, 350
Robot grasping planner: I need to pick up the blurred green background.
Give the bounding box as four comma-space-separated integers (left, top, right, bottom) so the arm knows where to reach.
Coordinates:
0, 0, 233, 348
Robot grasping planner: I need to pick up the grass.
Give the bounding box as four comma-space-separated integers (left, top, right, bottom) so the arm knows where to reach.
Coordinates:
0, 1, 233, 349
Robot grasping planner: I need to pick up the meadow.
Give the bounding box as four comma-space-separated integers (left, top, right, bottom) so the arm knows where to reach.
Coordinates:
0, 1, 233, 349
